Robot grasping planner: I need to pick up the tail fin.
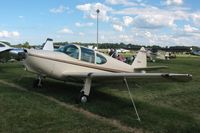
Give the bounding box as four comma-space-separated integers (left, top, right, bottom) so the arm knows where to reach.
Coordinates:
131, 47, 147, 68
42, 38, 54, 51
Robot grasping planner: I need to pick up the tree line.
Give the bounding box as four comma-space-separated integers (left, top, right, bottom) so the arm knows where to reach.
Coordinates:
2, 41, 200, 52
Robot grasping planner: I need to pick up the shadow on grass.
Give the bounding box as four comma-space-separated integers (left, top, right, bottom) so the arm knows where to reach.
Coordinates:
14, 77, 200, 133
0, 62, 23, 69
0, 68, 5, 73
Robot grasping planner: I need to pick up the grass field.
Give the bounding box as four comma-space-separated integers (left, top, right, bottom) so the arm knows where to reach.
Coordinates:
0, 56, 200, 133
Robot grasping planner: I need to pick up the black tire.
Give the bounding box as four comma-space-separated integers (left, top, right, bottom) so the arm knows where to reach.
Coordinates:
32, 79, 43, 88
76, 91, 88, 104
33, 79, 39, 88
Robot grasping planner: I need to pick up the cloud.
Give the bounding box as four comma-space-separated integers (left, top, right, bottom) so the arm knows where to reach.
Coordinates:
191, 12, 200, 26
75, 2, 200, 46
76, 3, 112, 21
165, 0, 183, 6
133, 14, 176, 29
75, 22, 94, 27
50, 5, 69, 14
171, 34, 200, 46
112, 6, 193, 29
105, 0, 138, 6
123, 16, 133, 26
59, 28, 73, 34
0, 31, 20, 38
104, 2, 200, 46
131, 28, 200, 46
79, 32, 85, 36
131, 30, 174, 45
113, 6, 190, 20
172, 24, 200, 38
113, 24, 123, 31
119, 34, 133, 43
184, 25, 199, 33
144, 31, 152, 38
76, 3, 91, 11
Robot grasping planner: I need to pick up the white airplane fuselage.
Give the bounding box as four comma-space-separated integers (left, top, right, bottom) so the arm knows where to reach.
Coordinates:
24, 48, 134, 81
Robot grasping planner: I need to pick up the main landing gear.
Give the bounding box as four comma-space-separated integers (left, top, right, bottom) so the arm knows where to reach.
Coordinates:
32, 74, 92, 104
76, 76, 92, 104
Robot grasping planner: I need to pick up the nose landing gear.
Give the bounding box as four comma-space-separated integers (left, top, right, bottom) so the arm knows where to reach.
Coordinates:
33, 75, 43, 88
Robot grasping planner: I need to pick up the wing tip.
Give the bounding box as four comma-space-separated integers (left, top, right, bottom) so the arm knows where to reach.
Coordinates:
162, 73, 192, 82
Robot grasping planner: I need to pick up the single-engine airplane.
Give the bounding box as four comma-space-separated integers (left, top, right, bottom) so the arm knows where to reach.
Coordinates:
22, 40, 192, 104
147, 49, 165, 62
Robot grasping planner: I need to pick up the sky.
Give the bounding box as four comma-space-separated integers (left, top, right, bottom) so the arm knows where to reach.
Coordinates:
0, 0, 200, 46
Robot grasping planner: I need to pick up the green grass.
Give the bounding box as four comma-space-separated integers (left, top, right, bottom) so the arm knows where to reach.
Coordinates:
0, 56, 200, 133
0, 84, 124, 133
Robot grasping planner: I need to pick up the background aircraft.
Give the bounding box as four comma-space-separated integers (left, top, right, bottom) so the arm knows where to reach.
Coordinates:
147, 49, 176, 62
191, 50, 200, 56
0, 39, 53, 62
147, 50, 165, 62
0, 42, 14, 62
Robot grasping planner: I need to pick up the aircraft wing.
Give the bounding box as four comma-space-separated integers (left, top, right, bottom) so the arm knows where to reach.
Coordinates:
62, 72, 192, 82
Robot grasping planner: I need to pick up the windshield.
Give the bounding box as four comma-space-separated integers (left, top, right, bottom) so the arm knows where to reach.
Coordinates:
81, 47, 95, 63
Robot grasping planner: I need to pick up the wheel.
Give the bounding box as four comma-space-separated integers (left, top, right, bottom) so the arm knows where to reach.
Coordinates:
80, 95, 88, 103
76, 91, 88, 104
33, 79, 38, 88
32, 79, 43, 88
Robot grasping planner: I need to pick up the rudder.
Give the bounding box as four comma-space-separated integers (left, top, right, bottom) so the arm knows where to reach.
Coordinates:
131, 47, 147, 69
42, 38, 54, 51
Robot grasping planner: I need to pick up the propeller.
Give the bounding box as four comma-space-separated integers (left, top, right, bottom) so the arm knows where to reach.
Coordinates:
9, 48, 27, 61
